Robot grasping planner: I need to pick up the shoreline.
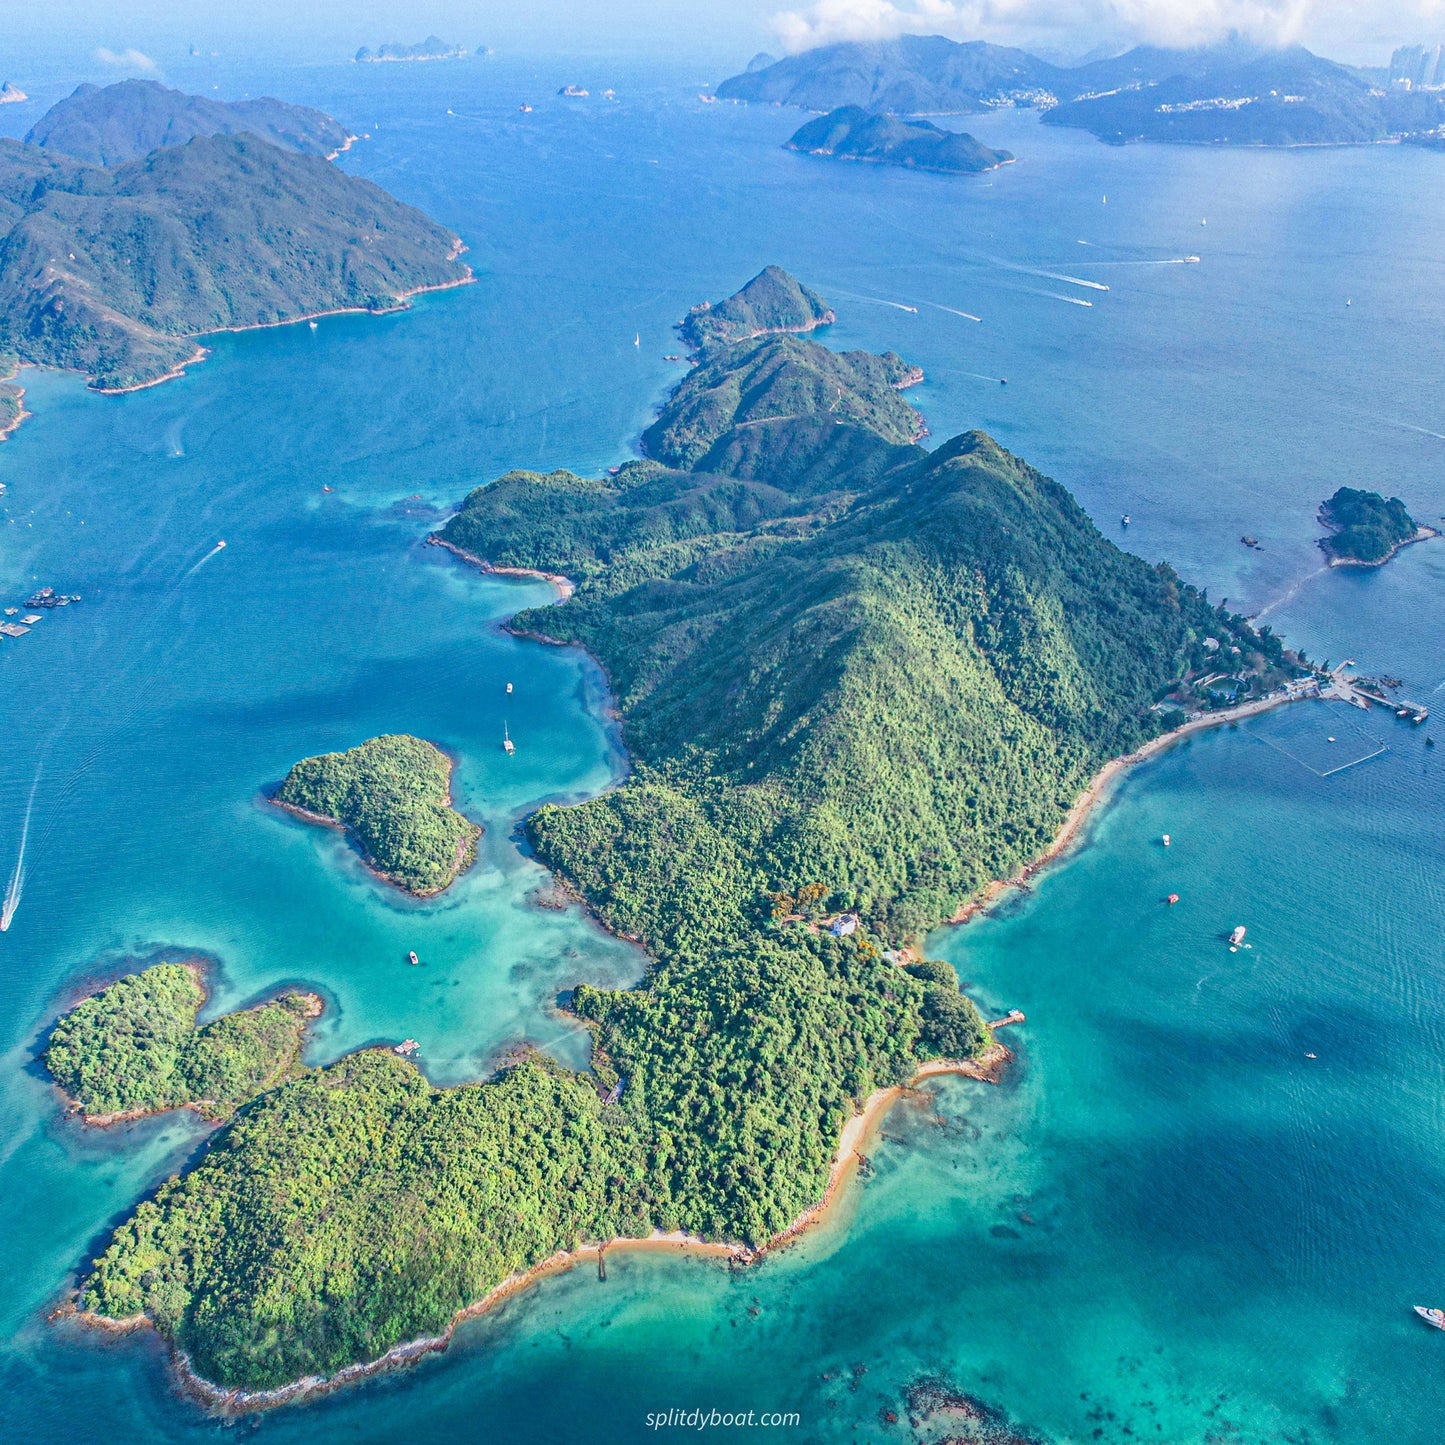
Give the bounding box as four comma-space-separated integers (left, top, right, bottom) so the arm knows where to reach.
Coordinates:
426, 534, 577, 600
71, 1051, 1005, 1414
268, 788, 479, 900
57, 961, 324, 1127
1322, 523, 1438, 569
90, 267, 473, 397
943, 686, 1317, 928
0, 387, 31, 441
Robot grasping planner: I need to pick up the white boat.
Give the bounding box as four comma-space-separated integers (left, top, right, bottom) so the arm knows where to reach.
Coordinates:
1229, 925, 1247, 947
503, 722, 515, 755
506, 682, 513, 694
1162, 834, 1171, 847
1414, 1306, 1445, 1330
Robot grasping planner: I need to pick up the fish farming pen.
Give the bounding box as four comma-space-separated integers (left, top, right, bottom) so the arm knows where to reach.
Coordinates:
1254, 705, 1389, 779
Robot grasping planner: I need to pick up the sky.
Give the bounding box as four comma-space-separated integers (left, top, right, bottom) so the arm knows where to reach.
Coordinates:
6, 0, 1444, 75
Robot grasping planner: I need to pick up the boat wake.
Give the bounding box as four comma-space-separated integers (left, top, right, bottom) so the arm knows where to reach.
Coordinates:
923, 302, 983, 323
186, 540, 227, 577
0, 772, 37, 932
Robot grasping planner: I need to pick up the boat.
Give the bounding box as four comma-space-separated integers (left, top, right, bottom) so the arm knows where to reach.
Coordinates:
308, 319, 318, 331
408, 950, 419, 966
503, 722, 515, 755
634, 333, 640, 347
216, 539, 226, 549
322, 484, 333, 493
1229, 925, 1247, 947
999, 377, 1008, 385
1184, 255, 1201, 264
506, 682, 513, 693
518, 104, 533, 113
1167, 893, 1179, 906
1162, 833, 1171, 847
1121, 514, 1131, 526
1414, 1306, 1445, 1330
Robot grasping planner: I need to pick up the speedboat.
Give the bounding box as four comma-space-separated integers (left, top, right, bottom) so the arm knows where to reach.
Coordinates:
1414, 1306, 1445, 1330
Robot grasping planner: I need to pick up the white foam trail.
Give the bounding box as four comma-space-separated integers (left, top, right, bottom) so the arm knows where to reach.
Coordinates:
924, 302, 983, 322
186, 541, 226, 577
1034, 269, 1109, 292
0, 772, 37, 932
827, 288, 918, 313
1021, 289, 1093, 308
1389, 419, 1445, 443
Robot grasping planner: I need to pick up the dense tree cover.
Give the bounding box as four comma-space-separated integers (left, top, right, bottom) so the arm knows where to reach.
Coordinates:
1318, 485, 1418, 564
679, 264, 833, 350
25, 80, 352, 167
642, 332, 923, 473
275, 733, 479, 896
45, 963, 313, 1120
0, 130, 466, 389
787, 106, 1013, 174
82, 1051, 649, 1388
75, 272, 1278, 1390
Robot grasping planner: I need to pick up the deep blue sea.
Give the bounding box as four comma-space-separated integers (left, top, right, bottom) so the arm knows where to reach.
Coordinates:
1, 52, 1443, 1444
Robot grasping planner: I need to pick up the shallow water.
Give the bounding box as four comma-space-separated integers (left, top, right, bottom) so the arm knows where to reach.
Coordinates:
1, 53, 1442, 1443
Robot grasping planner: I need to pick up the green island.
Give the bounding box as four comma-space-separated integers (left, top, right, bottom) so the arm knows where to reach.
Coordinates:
355, 36, 466, 63
0, 83, 469, 393
59, 271, 1305, 1398
1318, 485, 1428, 565
786, 106, 1013, 175
24, 79, 353, 167
46, 962, 318, 1123
679, 263, 833, 349
274, 734, 481, 897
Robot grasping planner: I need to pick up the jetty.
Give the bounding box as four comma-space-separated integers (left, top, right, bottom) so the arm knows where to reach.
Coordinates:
987, 1009, 1026, 1029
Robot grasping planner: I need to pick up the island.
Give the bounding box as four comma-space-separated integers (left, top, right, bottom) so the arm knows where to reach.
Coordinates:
1318, 485, 1435, 565
717, 37, 1445, 147
679, 263, 833, 349
0, 93, 470, 394
55, 270, 1307, 1403
46, 961, 318, 1124
355, 37, 465, 63
0, 82, 25, 106
786, 106, 1013, 175
273, 733, 481, 897
24, 80, 353, 167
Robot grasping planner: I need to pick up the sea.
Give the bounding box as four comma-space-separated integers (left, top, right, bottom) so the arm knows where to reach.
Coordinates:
1, 50, 1442, 1445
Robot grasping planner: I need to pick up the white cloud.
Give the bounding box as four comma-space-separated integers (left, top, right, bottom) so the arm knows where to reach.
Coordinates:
767, 0, 1444, 55
95, 47, 160, 74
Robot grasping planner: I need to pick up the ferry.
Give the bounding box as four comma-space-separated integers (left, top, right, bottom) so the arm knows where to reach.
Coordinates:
503, 722, 515, 755
1414, 1306, 1445, 1330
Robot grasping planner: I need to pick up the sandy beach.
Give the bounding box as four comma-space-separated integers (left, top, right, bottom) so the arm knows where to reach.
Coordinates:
945, 685, 1319, 928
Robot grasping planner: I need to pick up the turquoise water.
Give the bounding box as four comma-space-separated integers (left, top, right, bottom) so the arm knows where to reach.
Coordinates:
2, 56, 1444, 1443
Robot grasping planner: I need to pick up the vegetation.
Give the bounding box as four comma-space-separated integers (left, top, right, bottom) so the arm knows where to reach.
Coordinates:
45, 963, 314, 1121
72, 269, 1291, 1391
680, 265, 833, 350
355, 36, 466, 63
787, 106, 1013, 174
0, 130, 467, 390
275, 733, 480, 897
25, 80, 352, 167
1318, 486, 1419, 564
718, 37, 1445, 146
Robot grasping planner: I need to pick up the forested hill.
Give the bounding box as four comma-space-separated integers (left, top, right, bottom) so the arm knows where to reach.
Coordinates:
71, 271, 1295, 1395
718, 36, 1445, 146
25, 80, 353, 167
786, 106, 1014, 174
0, 131, 468, 390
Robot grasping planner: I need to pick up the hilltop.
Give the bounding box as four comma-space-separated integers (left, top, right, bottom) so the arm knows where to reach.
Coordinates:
786, 106, 1013, 174
25, 80, 353, 167
679, 263, 834, 349
64, 269, 1306, 1396
0, 130, 469, 391
718, 36, 1445, 146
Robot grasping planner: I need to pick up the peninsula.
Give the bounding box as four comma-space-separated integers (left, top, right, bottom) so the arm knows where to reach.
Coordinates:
25, 80, 352, 166
718, 36, 1445, 147
786, 106, 1013, 174
0, 83, 469, 395
56, 270, 1307, 1401
1318, 485, 1435, 565
46, 961, 318, 1124
273, 734, 480, 897
679, 263, 834, 349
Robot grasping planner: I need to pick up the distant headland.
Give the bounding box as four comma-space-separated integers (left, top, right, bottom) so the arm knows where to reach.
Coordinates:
717, 36, 1445, 148
0, 80, 470, 412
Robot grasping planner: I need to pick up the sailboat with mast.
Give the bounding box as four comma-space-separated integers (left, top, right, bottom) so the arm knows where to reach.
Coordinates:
503, 721, 515, 755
